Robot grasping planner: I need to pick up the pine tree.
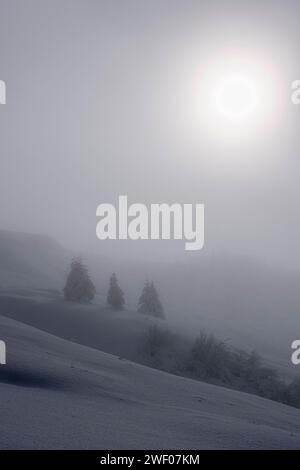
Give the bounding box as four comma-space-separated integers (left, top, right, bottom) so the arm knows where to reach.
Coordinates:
63, 258, 96, 303
107, 273, 125, 310
138, 281, 164, 319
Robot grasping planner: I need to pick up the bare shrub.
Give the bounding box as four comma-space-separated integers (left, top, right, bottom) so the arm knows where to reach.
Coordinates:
187, 331, 232, 382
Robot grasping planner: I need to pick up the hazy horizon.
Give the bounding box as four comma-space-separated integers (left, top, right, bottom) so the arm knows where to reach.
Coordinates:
1, 0, 300, 268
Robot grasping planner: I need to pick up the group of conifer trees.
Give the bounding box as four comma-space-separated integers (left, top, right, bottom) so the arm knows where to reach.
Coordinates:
63, 258, 164, 319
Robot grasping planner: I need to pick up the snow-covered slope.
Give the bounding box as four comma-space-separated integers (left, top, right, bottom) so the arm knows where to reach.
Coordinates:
0, 293, 153, 362
0, 229, 299, 375
1, 314, 300, 450
1, 228, 300, 384
0, 230, 68, 289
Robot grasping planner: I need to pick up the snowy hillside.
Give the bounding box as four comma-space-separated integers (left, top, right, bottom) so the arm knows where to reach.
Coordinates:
1, 313, 300, 449
0, 230, 299, 360
0, 229, 299, 379
0, 292, 154, 361
0, 230, 68, 289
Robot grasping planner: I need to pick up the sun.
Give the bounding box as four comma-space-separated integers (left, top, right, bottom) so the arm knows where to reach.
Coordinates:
180, 51, 282, 147
214, 75, 259, 121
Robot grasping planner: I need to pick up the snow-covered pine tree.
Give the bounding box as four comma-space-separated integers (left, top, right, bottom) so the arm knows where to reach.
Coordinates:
107, 273, 125, 310
63, 258, 96, 303
138, 281, 164, 319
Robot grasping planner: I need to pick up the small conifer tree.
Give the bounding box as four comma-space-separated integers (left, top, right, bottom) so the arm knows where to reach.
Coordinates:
138, 281, 164, 319
107, 273, 125, 310
64, 258, 95, 303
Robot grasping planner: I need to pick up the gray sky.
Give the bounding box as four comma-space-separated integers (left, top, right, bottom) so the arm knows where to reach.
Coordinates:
1, 0, 300, 267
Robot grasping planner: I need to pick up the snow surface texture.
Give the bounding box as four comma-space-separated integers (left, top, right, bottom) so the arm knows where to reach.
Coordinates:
1, 314, 300, 449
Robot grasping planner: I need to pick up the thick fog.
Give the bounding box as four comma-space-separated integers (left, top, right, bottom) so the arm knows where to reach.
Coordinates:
1, 0, 300, 269
3, 2, 300, 453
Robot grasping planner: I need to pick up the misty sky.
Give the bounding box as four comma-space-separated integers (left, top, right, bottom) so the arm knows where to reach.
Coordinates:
1, 0, 300, 267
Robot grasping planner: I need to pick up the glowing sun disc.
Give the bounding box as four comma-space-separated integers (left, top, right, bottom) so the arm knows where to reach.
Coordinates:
214, 75, 258, 120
